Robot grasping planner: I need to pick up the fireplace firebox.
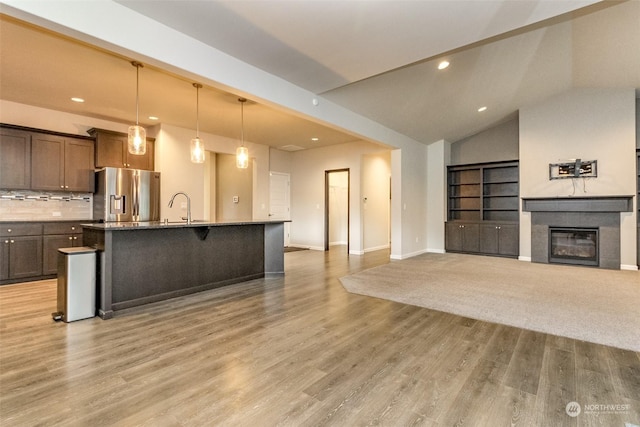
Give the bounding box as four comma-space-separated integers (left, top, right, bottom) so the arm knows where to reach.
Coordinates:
549, 227, 598, 266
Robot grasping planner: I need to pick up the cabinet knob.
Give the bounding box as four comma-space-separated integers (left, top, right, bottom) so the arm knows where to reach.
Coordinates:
60, 185, 64, 188
3, 240, 8, 244
69, 237, 73, 240
10, 240, 14, 244
7, 229, 11, 233
65, 185, 69, 189
73, 237, 78, 240
71, 226, 75, 231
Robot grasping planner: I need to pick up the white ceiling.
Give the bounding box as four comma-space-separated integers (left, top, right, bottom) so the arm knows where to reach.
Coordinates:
1, 0, 638, 149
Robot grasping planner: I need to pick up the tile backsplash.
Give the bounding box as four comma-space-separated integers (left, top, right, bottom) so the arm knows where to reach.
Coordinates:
0, 190, 93, 221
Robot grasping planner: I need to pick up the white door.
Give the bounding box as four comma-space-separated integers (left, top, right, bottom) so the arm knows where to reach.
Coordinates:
269, 172, 291, 246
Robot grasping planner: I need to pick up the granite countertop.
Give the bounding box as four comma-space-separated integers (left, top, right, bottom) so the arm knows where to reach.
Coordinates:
82, 220, 289, 231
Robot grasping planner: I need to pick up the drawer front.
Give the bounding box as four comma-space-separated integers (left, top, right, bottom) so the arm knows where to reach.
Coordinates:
0, 223, 42, 237
43, 222, 83, 235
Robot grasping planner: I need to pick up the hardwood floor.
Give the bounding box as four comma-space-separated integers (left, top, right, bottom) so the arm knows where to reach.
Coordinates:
1, 247, 639, 426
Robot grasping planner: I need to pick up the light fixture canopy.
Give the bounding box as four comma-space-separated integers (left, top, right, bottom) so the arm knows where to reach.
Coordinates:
190, 83, 205, 164
128, 61, 146, 155
236, 98, 249, 169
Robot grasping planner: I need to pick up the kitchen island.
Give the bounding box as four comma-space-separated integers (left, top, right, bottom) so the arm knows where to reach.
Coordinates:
82, 220, 286, 319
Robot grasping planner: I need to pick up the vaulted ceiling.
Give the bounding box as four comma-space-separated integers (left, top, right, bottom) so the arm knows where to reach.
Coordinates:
1, 1, 638, 149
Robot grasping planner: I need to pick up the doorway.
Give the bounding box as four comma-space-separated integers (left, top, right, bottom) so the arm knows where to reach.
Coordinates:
269, 171, 291, 247
325, 169, 350, 253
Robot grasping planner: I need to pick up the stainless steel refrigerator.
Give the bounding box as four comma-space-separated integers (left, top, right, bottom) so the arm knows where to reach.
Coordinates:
94, 167, 161, 222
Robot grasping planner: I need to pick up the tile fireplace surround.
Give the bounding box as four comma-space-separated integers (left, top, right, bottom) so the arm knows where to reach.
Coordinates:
523, 196, 633, 270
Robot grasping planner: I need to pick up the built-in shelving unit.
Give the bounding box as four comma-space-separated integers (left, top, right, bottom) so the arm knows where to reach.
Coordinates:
448, 160, 519, 222
446, 160, 519, 258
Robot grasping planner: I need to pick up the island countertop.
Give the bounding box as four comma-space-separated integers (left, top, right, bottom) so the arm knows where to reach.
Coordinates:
82, 219, 289, 231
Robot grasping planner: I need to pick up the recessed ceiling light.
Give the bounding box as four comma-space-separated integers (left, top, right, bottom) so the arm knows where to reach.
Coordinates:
311, 137, 319, 142
70, 97, 84, 103
477, 106, 487, 112
437, 61, 450, 70
148, 116, 159, 121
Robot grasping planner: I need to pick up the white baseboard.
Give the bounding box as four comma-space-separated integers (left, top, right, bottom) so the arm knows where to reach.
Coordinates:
364, 244, 390, 253
390, 248, 428, 260
349, 250, 365, 255
518, 256, 532, 262
427, 248, 446, 254
620, 264, 639, 271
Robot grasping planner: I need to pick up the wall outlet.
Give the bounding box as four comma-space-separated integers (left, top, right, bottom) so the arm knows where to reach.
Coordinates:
180, 202, 187, 209
52, 211, 61, 217
233, 196, 239, 203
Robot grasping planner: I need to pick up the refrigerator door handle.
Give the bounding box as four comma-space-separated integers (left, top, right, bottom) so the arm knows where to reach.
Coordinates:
132, 172, 139, 220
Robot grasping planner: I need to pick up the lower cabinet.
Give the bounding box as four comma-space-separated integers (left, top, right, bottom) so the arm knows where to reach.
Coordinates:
0, 221, 87, 284
480, 223, 519, 256
445, 221, 518, 258
43, 234, 83, 275
445, 222, 480, 253
1, 235, 43, 281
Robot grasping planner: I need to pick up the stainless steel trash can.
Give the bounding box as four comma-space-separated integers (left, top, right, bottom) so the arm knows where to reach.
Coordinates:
54, 247, 97, 322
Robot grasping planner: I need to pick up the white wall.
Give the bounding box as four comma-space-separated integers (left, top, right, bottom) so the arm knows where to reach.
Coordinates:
426, 140, 451, 253
153, 123, 270, 222
391, 142, 429, 259
519, 88, 637, 267
362, 152, 391, 252
289, 140, 391, 253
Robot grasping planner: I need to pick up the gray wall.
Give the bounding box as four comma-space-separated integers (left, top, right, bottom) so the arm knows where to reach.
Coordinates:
450, 116, 519, 165
636, 97, 639, 149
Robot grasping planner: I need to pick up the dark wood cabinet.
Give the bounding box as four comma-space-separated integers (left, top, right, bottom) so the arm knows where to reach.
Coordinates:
446, 160, 519, 258
31, 133, 94, 192
0, 224, 43, 282
480, 223, 519, 256
445, 222, 480, 253
90, 128, 155, 171
0, 127, 31, 190
42, 222, 83, 275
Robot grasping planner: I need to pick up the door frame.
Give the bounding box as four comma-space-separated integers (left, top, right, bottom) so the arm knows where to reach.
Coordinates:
324, 168, 350, 253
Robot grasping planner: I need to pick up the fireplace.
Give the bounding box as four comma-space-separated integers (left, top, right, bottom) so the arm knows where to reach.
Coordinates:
549, 227, 598, 266
522, 196, 633, 270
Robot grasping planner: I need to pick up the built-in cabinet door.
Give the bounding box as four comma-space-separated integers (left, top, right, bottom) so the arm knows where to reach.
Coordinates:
0, 128, 31, 190
31, 133, 65, 191
480, 224, 519, 256
445, 222, 480, 253
7, 236, 43, 279
64, 138, 95, 192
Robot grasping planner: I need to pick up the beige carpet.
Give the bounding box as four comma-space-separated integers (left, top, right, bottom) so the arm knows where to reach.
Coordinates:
340, 253, 640, 352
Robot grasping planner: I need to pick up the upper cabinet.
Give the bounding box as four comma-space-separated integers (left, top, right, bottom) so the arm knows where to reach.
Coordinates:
89, 128, 155, 171
31, 133, 95, 192
0, 127, 31, 190
0, 125, 95, 192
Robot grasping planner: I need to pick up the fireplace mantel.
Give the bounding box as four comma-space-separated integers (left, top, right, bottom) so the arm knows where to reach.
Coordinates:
522, 196, 633, 213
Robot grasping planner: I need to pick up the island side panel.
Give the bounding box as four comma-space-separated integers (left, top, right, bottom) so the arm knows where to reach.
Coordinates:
82, 228, 113, 319
109, 224, 264, 310
264, 222, 285, 277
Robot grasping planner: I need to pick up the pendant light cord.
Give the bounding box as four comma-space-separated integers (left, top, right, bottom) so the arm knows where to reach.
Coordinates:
132, 61, 143, 126
239, 97, 246, 146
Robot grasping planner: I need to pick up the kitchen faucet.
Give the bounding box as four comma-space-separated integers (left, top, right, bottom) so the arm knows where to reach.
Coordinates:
168, 192, 191, 224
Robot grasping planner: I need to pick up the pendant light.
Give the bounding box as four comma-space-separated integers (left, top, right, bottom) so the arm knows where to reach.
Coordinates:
190, 83, 205, 164
236, 98, 249, 169
128, 61, 146, 155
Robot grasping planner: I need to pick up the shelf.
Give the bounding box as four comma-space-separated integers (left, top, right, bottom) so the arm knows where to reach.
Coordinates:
448, 160, 519, 225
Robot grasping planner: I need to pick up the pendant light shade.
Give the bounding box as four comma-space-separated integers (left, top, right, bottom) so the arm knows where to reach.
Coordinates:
236, 98, 249, 169
128, 61, 146, 155
190, 83, 205, 164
